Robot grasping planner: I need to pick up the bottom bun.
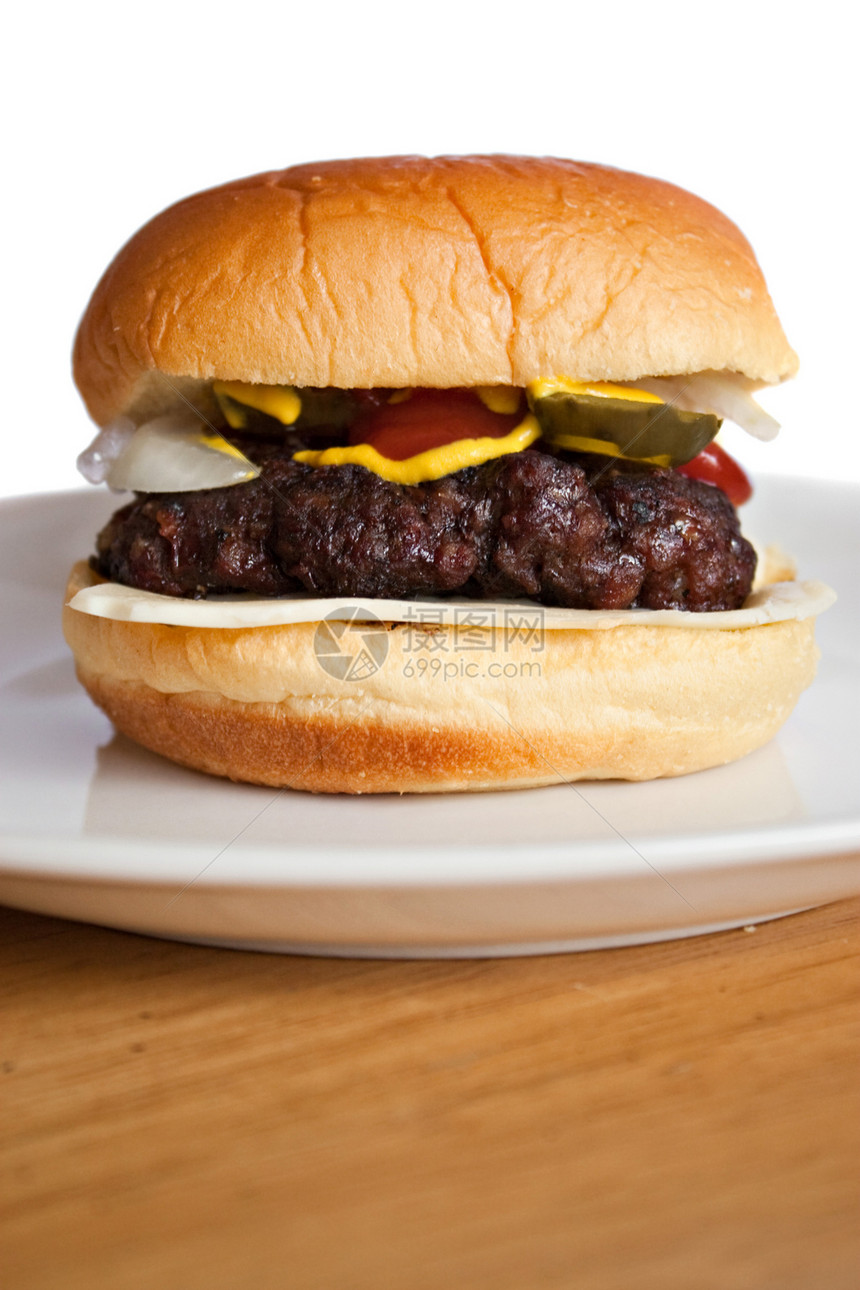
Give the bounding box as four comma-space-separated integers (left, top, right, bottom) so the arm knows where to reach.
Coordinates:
63, 562, 821, 793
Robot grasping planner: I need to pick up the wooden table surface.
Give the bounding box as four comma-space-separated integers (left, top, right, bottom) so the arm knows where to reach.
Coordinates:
2, 896, 858, 1290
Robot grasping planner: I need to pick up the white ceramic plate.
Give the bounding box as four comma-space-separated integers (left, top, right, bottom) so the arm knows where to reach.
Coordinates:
1, 483, 858, 957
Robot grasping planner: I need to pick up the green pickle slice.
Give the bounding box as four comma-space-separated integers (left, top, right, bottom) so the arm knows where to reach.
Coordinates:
531, 391, 720, 467
213, 383, 358, 433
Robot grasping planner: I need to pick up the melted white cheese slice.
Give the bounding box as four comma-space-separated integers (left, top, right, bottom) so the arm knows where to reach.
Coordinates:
68, 578, 835, 631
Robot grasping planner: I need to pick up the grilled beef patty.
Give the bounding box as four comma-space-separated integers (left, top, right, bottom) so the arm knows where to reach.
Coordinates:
94, 445, 756, 611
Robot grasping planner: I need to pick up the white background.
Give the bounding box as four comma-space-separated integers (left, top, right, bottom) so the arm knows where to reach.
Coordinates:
3, 0, 858, 499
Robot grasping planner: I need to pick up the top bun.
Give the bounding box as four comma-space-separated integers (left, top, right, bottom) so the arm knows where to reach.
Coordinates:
74, 155, 797, 427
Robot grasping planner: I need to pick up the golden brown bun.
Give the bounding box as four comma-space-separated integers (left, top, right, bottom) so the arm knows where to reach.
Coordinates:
73, 155, 797, 427
63, 563, 819, 794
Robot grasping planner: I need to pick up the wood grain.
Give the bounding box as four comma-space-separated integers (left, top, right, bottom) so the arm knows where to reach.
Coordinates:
2, 897, 858, 1290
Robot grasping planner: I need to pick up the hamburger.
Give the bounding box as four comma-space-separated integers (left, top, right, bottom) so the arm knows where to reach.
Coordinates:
63, 154, 833, 792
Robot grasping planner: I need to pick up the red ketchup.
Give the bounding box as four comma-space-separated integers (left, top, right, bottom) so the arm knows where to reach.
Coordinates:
349, 389, 522, 460
678, 442, 753, 506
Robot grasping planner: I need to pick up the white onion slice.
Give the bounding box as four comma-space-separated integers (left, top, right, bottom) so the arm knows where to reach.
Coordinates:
627, 371, 781, 441
105, 411, 260, 493
76, 417, 137, 484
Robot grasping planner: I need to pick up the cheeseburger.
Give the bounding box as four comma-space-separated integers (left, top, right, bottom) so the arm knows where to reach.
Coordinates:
64, 155, 833, 792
